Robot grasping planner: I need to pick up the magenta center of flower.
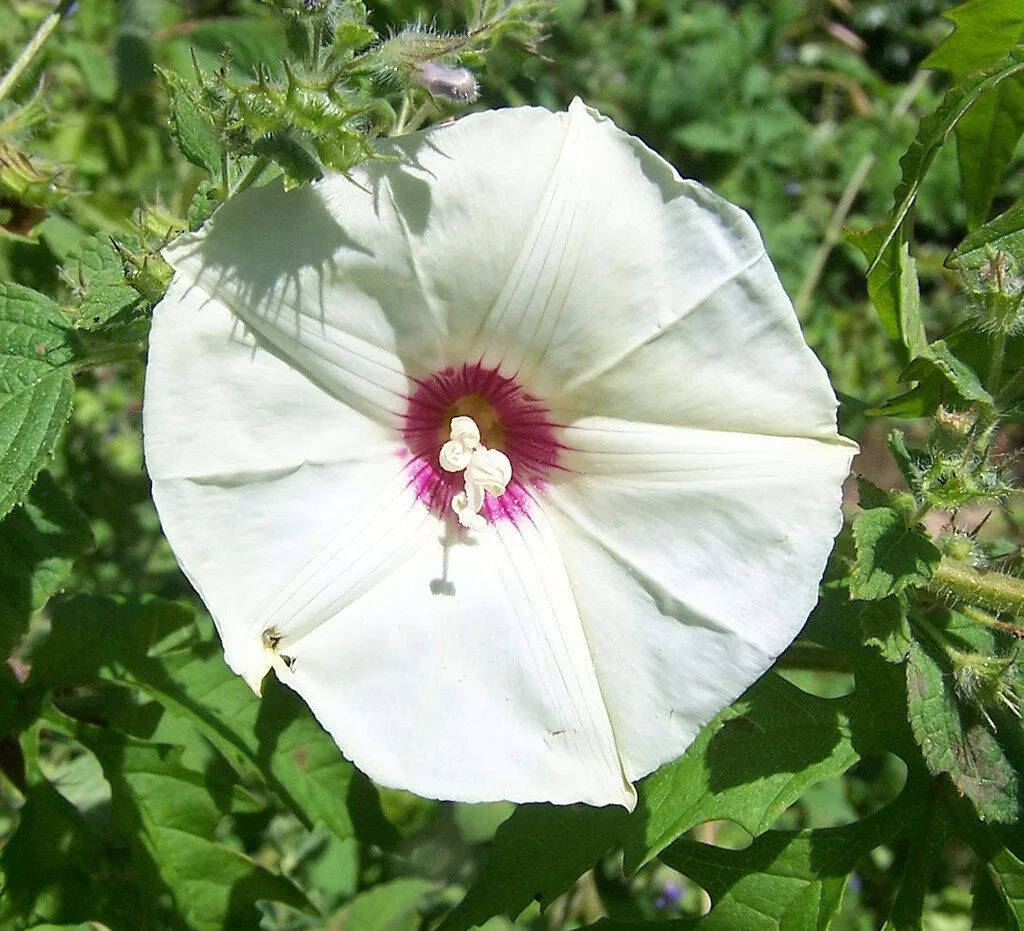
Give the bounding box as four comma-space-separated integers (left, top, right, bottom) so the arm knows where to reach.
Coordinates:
402, 362, 561, 524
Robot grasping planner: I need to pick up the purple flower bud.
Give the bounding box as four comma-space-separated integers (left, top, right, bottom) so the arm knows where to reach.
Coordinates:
414, 62, 479, 103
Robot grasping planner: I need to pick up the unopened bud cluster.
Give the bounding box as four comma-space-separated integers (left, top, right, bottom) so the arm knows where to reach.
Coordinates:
963, 248, 1024, 336
953, 649, 1023, 727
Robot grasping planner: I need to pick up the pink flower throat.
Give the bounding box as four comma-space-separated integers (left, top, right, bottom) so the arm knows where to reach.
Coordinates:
402, 362, 561, 523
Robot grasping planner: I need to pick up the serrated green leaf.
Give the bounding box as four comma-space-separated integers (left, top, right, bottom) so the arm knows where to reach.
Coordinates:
924, 0, 1024, 227
30, 596, 395, 848
850, 509, 941, 600
906, 638, 1020, 823
78, 730, 310, 931
333, 20, 378, 53
186, 181, 219, 229
868, 47, 1024, 275
165, 78, 224, 176
0, 471, 92, 656
66, 237, 141, 331
335, 879, 435, 931
656, 797, 921, 931
0, 282, 76, 520
950, 198, 1024, 268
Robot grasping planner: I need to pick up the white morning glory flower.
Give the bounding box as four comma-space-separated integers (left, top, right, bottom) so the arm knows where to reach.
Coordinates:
143, 99, 856, 809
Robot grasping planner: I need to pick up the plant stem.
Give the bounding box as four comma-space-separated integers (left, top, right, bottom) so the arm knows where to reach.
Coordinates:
988, 328, 1007, 393
72, 342, 147, 372
0, 0, 77, 104
911, 612, 959, 660
929, 558, 1024, 619
960, 604, 1024, 639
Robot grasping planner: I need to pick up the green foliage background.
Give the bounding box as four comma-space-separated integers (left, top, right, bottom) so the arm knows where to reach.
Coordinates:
1, 1, 1024, 929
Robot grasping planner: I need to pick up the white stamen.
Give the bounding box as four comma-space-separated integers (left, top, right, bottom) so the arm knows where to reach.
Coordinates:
439, 415, 481, 472
441, 416, 512, 529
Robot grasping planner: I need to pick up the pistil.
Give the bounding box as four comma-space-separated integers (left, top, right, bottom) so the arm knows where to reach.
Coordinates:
439, 415, 512, 529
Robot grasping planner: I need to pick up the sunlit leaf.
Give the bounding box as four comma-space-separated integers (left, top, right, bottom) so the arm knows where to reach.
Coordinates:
925, 0, 1024, 227
906, 638, 1020, 823
0, 283, 75, 520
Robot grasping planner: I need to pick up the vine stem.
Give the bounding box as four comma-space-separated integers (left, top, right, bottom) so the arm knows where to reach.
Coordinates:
0, 0, 77, 105
794, 70, 930, 318
929, 558, 1024, 618
988, 327, 1007, 393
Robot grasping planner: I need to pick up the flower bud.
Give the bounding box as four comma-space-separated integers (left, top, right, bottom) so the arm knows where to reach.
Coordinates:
414, 61, 479, 103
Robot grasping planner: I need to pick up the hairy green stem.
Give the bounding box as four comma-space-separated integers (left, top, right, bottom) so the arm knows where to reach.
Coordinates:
960, 604, 1024, 639
72, 342, 147, 372
0, 0, 77, 104
929, 558, 1024, 618
988, 328, 1007, 394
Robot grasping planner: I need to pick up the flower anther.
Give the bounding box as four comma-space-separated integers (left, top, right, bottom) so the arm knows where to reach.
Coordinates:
144, 98, 858, 809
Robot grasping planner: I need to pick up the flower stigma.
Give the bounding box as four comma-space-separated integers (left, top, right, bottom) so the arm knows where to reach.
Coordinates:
439, 415, 512, 529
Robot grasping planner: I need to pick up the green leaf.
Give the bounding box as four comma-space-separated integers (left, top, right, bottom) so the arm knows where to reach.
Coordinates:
950, 198, 1024, 268
0, 775, 154, 928
441, 675, 863, 930
848, 229, 927, 365
438, 804, 626, 931
924, 0, 1024, 227
656, 797, 921, 931
0, 471, 92, 656
78, 730, 310, 930
30, 596, 395, 847
849, 508, 941, 600
868, 47, 1024, 275
335, 879, 436, 931
64, 40, 117, 103
252, 129, 324, 184
973, 846, 1024, 927
0, 282, 75, 520
878, 339, 996, 418
880, 800, 952, 929
164, 75, 224, 176
186, 181, 219, 229
906, 638, 1020, 823
860, 597, 912, 663
66, 237, 141, 331
625, 674, 861, 869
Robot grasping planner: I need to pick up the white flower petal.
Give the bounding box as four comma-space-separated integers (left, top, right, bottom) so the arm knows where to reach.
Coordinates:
150, 456, 421, 690
276, 505, 636, 808
542, 417, 856, 777
144, 277, 395, 482
164, 183, 422, 428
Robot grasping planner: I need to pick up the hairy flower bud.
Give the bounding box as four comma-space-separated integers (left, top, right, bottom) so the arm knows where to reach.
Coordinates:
414, 61, 479, 102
